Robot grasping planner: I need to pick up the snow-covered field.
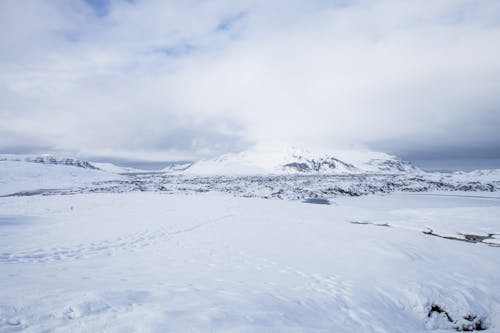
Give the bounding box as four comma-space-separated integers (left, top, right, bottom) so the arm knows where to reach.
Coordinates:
1, 159, 500, 332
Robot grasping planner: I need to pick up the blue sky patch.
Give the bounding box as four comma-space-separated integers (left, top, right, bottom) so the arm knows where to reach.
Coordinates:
85, 0, 110, 17
155, 43, 197, 58
216, 11, 247, 32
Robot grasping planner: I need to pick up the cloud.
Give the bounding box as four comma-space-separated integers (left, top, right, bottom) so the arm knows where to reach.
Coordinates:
1, 0, 500, 161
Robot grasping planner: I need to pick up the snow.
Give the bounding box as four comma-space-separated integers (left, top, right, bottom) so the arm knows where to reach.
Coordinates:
183, 146, 419, 175
0, 158, 499, 332
160, 162, 193, 173
91, 162, 193, 174
0, 154, 98, 169
0, 149, 419, 176
0, 161, 121, 196
1, 192, 500, 331
90, 162, 151, 174
453, 169, 500, 183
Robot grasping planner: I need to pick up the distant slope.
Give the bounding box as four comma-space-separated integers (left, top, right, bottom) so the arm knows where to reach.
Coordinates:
182, 147, 420, 175
0, 154, 98, 169
92, 161, 193, 174
0, 160, 122, 196
90, 162, 150, 174
0, 154, 194, 175
160, 162, 193, 173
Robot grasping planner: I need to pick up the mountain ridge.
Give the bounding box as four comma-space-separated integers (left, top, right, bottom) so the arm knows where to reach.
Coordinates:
0, 154, 98, 170
183, 147, 420, 175
0, 149, 420, 175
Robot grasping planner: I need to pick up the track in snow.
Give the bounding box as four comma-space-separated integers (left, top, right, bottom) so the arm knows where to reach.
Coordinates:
0, 214, 233, 264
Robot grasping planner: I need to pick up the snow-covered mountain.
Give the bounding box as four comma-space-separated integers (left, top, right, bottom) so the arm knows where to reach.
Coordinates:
0, 154, 98, 169
90, 162, 151, 174
183, 147, 420, 175
0, 149, 419, 176
160, 162, 193, 173
92, 161, 193, 174
0, 154, 194, 175
0, 159, 121, 197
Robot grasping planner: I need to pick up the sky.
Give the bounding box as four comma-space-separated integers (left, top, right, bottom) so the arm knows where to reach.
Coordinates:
1, 0, 500, 169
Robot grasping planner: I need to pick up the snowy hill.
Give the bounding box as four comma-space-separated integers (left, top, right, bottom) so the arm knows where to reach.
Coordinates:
0, 154, 98, 169
0, 158, 121, 196
452, 168, 500, 182
0, 154, 186, 175
92, 161, 193, 174
90, 162, 151, 174
183, 147, 419, 175
161, 162, 193, 173
0, 149, 419, 176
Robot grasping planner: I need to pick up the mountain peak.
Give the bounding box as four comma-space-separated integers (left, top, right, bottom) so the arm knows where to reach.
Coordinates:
183, 147, 419, 175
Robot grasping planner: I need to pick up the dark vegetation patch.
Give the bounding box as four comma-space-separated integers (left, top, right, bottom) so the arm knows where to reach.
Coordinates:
428, 304, 454, 322
423, 229, 500, 247
348, 222, 499, 248
427, 304, 488, 331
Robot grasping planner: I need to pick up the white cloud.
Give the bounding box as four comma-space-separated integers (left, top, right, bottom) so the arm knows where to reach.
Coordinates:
1, 0, 500, 160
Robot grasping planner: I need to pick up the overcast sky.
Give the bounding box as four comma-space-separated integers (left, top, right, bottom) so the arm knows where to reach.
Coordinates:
1, 0, 500, 165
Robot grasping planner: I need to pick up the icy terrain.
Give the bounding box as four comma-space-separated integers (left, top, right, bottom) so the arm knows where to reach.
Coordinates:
1, 157, 500, 332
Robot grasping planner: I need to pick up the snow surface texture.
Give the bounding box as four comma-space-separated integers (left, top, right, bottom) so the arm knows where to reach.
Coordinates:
1, 157, 500, 332
1, 192, 499, 332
